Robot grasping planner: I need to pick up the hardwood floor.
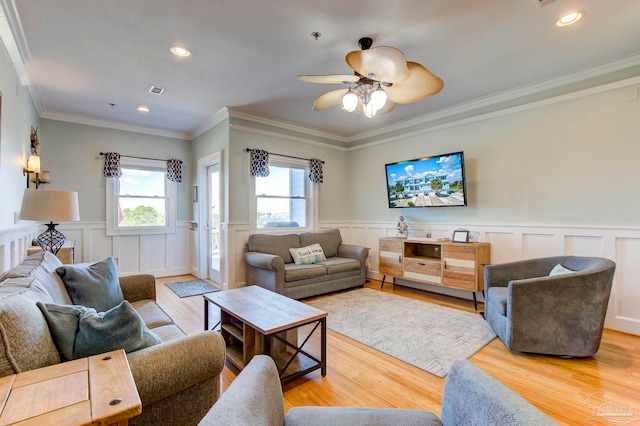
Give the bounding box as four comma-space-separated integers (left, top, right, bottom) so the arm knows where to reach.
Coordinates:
156, 275, 640, 425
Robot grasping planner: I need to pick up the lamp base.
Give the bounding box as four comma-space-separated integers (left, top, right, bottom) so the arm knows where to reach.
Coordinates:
37, 222, 66, 255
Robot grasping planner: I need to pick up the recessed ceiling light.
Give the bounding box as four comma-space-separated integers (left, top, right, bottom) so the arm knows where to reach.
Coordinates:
170, 45, 191, 57
137, 105, 150, 113
556, 10, 585, 27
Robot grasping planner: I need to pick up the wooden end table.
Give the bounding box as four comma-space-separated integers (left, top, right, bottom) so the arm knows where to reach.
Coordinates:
0, 349, 141, 426
204, 285, 328, 384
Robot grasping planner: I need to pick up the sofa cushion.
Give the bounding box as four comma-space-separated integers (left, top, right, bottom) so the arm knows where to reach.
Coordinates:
151, 324, 187, 342
289, 243, 327, 265
284, 264, 327, 282
38, 300, 161, 361
130, 299, 174, 329
488, 287, 508, 316
0, 277, 60, 376
0, 252, 71, 305
300, 229, 342, 258
315, 257, 361, 274
248, 233, 300, 264
56, 257, 124, 312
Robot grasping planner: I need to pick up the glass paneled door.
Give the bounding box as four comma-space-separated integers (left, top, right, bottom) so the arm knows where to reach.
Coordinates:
207, 163, 221, 283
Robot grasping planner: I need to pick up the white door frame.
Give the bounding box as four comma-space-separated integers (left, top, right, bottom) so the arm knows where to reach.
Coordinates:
197, 151, 225, 286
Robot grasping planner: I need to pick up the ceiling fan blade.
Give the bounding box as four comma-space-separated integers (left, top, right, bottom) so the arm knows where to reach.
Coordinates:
346, 46, 410, 83
297, 74, 359, 84
313, 89, 348, 110
385, 62, 444, 104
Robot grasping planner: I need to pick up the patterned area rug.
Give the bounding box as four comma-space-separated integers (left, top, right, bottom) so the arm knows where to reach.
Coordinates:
307, 288, 496, 377
165, 279, 219, 298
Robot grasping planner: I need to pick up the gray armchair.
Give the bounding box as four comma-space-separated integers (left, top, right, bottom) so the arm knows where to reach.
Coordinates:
198, 355, 556, 426
484, 256, 616, 357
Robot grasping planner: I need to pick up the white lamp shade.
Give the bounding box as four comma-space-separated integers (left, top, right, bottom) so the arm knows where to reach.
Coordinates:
27, 155, 41, 173
20, 189, 80, 222
371, 87, 387, 110
342, 90, 358, 112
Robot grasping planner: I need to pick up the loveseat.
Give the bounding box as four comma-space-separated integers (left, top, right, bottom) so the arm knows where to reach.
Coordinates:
199, 355, 557, 426
244, 229, 369, 299
0, 251, 226, 426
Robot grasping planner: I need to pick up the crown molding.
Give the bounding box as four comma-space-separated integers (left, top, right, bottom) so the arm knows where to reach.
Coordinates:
347, 54, 640, 142
41, 111, 192, 140
347, 74, 640, 152
0, 0, 29, 85
230, 123, 347, 152
189, 107, 230, 139
227, 109, 349, 142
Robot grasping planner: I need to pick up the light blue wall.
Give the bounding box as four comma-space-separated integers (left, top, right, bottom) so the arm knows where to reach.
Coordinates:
0, 46, 40, 229
347, 85, 640, 227
39, 119, 192, 222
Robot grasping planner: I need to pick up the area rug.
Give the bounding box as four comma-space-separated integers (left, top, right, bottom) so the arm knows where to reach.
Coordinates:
165, 279, 219, 298
307, 288, 496, 377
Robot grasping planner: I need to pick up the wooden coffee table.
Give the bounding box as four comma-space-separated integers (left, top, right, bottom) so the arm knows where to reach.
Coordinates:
0, 349, 141, 425
204, 285, 327, 384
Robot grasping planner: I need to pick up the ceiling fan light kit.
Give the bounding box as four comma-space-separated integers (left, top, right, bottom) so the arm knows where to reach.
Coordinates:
298, 37, 443, 119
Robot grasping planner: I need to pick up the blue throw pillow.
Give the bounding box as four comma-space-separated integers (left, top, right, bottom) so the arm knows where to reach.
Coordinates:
37, 300, 161, 361
56, 257, 124, 312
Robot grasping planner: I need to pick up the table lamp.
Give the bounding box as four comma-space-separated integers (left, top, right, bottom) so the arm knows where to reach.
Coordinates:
19, 189, 80, 255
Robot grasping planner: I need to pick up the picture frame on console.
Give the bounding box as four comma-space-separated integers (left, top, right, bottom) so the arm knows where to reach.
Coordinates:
452, 230, 470, 243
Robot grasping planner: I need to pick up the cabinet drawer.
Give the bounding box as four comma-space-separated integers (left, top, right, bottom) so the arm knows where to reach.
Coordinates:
380, 240, 403, 252
404, 258, 441, 284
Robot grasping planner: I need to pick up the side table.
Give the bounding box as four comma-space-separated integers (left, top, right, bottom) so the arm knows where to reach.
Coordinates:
0, 349, 141, 426
27, 240, 75, 264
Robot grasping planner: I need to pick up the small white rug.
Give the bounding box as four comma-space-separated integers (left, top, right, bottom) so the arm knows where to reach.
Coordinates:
307, 288, 496, 377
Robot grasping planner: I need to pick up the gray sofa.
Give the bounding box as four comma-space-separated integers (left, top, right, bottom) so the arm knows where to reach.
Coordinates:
199, 355, 557, 426
244, 229, 369, 299
484, 256, 616, 357
0, 251, 226, 426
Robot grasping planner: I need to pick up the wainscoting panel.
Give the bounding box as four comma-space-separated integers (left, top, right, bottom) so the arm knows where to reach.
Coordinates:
611, 237, 640, 326
485, 232, 520, 265
564, 235, 604, 257
140, 235, 167, 275
522, 233, 557, 259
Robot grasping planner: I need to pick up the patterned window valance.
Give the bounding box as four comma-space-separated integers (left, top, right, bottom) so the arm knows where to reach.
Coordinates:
246, 148, 324, 183
100, 152, 182, 182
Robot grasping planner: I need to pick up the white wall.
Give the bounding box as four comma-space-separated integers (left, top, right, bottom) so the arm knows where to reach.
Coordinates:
0, 35, 41, 270
348, 85, 640, 227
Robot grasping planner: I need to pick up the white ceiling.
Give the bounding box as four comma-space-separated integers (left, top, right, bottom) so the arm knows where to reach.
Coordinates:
3, 0, 640, 141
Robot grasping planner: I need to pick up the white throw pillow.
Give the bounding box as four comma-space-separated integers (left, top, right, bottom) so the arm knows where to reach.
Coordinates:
289, 243, 327, 265
549, 264, 574, 276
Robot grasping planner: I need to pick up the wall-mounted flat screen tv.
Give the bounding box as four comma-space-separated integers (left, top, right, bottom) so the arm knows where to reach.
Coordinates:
385, 151, 467, 208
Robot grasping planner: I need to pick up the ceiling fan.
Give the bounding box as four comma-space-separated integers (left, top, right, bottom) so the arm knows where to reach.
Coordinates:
297, 37, 444, 118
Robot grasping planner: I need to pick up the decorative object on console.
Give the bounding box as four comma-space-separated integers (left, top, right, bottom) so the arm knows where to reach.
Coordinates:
296, 37, 443, 118
452, 229, 470, 243
19, 189, 80, 255
396, 215, 408, 238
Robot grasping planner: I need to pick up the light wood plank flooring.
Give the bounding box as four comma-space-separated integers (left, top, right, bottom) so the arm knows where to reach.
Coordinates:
156, 275, 640, 425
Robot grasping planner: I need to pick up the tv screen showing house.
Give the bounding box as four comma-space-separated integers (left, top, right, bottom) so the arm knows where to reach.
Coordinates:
385, 151, 467, 208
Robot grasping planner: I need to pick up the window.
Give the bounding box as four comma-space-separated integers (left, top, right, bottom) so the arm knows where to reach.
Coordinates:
250, 156, 317, 232
106, 158, 176, 236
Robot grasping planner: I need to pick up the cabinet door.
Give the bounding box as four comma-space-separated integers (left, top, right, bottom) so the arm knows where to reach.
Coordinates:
442, 245, 478, 291
379, 240, 403, 277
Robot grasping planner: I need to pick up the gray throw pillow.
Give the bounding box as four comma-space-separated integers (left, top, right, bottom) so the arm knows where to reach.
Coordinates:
37, 300, 162, 361
56, 257, 124, 312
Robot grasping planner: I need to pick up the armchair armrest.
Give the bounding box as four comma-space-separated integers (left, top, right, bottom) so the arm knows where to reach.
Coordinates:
244, 252, 285, 271
484, 257, 564, 289
338, 244, 369, 263
127, 330, 225, 406
286, 407, 440, 426
119, 274, 156, 302
198, 355, 284, 426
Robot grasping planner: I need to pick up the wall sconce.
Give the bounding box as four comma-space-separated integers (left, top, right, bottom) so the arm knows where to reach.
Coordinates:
29, 170, 50, 186
23, 155, 41, 189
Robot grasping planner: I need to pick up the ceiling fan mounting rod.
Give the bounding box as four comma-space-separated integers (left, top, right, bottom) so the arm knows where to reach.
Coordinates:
358, 37, 373, 50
